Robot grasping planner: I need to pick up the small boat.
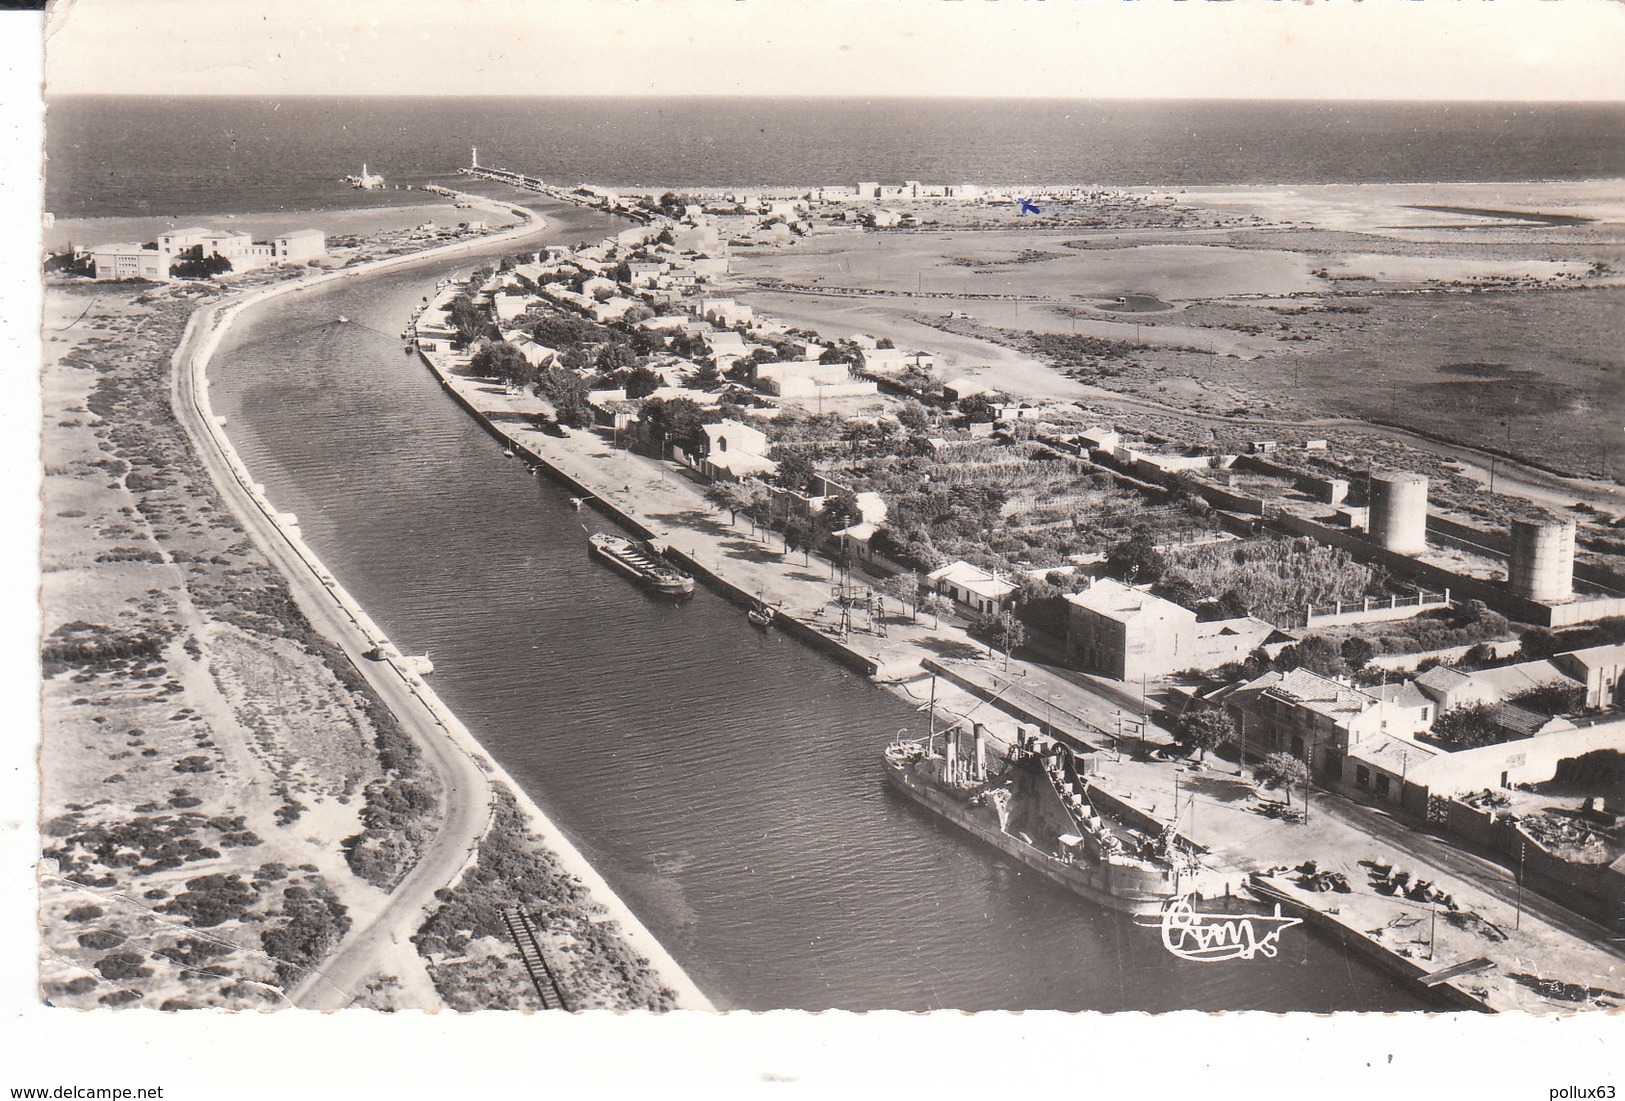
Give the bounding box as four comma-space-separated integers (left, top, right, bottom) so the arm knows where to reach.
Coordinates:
588, 532, 694, 596
337, 315, 351, 324
502, 448, 515, 459
747, 598, 777, 628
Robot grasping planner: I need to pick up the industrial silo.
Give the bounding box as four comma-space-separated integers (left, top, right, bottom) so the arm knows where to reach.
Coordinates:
1368, 471, 1429, 555
1508, 517, 1575, 602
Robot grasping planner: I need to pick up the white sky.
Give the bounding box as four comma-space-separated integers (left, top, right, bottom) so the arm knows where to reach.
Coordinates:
45, 0, 1625, 101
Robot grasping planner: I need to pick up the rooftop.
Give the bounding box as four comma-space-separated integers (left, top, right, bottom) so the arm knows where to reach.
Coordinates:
1065, 577, 1191, 623
1558, 643, 1625, 670
1241, 667, 1375, 724
928, 560, 1015, 601
1463, 659, 1576, 699
1362, 681, 1433, 711
1349, 730, 1440, 772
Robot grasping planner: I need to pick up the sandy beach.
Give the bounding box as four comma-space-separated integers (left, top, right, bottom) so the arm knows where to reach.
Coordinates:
45, 199, 519, 253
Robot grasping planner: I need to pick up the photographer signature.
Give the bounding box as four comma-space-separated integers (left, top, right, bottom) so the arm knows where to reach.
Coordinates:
1136, 898, 1304, 962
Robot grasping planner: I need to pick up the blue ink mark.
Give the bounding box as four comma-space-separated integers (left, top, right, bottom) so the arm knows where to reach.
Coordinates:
1019, 198, 1041, 216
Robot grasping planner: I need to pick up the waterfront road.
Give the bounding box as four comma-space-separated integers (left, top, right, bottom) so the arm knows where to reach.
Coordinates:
171, 216, 551, 1009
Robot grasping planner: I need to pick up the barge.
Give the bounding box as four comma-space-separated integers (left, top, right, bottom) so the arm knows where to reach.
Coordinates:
884, 723, 1235, 916
588, 532, 695, 596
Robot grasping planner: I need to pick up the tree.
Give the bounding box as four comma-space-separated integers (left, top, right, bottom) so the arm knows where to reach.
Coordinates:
532, 313, 603, 349
1175, 707, 1235, 763
895, 401, 930, 434
920, 590, 945, 627
470, 341, 536, 390
1517, 627, 1564, 662
821, 490, 864, 532
689, 362, 723, 392
1509, 681, 1586, 717
1275, 634, 1349, 679
1154, 576, 1203, 612
1429, 703, 1502, 750
447, 294, 490, 346
1340, 636, 1381, 670
594, 342, 636, 372
168, 245, 232, 279
734, 478, 771, 532
1253, 752, 1309, 808
536, 366, 594, 428
958, 394, 997, 424
1012, 576, 1068, 637
774, 450, 817, 493
639, 396, 708, 454
622, 365, 661, 400
782, 517, 817, 564
977, 609, 1026, 668
705, 480, 751, 525
1104, 533, 1167, 586
883, 574, 920, 619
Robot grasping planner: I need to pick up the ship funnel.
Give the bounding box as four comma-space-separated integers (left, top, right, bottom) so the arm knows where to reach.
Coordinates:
944, 724, 960, 784
972, 723, 989, 782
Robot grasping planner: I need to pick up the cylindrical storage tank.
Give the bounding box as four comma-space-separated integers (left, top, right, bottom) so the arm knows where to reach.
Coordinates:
1368, 471, 1429, 555
1508, 518, 1575, 602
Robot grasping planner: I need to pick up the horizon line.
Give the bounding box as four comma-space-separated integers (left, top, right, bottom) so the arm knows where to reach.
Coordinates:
42, 91, 1625, 106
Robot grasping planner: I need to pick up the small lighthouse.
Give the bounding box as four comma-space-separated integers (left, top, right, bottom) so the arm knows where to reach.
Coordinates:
471, 146, 479, 170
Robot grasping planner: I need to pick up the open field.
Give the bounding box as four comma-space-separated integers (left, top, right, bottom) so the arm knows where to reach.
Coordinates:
39, 282, 431, 1010
728, 180, 1625, 481
37, 203, 694, 1012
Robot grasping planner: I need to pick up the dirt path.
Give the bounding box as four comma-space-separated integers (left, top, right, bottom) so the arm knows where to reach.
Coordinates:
168, 220, 539, 1009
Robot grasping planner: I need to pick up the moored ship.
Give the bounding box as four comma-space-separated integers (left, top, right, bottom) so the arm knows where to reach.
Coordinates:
884, 723, 1235, 916
588, 532, 695, 596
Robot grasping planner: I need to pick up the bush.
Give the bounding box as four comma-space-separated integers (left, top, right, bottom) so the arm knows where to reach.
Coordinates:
261, 883, 350, 987
95, 952, 152, 982
1431, 703, 1503, 750
64, 905, 104, 923
77, 930, 125, 950
160, 874, 257, 928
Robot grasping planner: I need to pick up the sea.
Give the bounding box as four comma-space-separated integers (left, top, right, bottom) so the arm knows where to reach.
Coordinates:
54, 95, 1601, 1011
45, 95, 1625, 218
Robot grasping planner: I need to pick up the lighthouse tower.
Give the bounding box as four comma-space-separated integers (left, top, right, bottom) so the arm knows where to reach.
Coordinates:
471, 146, 479, 170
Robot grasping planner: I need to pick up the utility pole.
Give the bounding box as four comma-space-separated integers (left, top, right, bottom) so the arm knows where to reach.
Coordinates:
1303, 735, 1315, 824
1516, 839, 1526, 931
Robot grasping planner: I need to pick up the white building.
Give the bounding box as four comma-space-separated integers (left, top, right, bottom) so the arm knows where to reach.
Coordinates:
701, 298, 754, 328
754, 360, 877, 400
272, 229, 327, 264
89, 243, 168, 281
927, 560, 1016, 617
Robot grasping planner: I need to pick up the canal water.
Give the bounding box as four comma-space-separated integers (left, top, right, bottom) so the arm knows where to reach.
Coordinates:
207, 198, 1429, 1011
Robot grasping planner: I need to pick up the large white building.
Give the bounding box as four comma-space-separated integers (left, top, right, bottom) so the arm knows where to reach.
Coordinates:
91, 225, 325, 282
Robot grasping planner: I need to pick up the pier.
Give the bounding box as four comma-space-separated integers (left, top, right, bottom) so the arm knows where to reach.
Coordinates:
458, 147, 549, 193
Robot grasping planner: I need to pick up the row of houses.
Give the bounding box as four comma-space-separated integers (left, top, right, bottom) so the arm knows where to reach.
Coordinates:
1218, 662, 1623, 815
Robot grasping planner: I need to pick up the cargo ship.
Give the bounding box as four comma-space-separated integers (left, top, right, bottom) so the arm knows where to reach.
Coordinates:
588, 532, 695, 596
884, 722, 1234, 916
